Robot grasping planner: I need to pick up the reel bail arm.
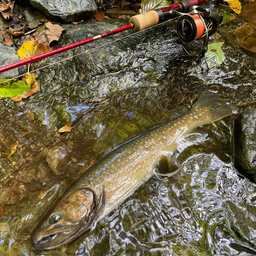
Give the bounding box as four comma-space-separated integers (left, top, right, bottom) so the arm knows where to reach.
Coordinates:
175, 1, 223, 55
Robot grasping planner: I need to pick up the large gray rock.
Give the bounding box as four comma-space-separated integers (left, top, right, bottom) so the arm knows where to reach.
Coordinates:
234, 109, 256, 182
29, 0, 97, 22
30, 21, 183, 106
0, 43, 21, 79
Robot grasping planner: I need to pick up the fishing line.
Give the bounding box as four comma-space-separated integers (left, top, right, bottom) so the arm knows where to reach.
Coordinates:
0, 17, 178, 85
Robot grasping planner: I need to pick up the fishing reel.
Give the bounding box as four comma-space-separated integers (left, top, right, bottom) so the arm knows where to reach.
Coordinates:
175, 3, 223, 54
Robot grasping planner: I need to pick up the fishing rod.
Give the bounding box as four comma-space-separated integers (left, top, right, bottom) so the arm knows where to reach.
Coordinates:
0, 0, 223, 74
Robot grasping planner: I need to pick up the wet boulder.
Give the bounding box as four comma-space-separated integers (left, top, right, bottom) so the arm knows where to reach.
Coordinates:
0, 43, 21, 79
30, 21, 183, 107
28, 0, 97, 22
234, 109, 256, 182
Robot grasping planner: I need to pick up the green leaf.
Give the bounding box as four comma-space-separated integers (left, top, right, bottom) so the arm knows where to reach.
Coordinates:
141, 0, 172, 13
205, 42, 225, 68
0, 79, 31, 98
220, 9, 236, 24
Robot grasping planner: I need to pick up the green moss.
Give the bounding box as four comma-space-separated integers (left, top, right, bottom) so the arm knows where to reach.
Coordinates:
145, 69, 159, 83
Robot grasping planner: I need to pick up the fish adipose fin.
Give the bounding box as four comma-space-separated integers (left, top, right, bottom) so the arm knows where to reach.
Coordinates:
193, 91, 238, 125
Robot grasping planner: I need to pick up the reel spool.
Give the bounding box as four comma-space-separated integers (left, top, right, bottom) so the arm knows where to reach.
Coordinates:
175, 6, 223, 54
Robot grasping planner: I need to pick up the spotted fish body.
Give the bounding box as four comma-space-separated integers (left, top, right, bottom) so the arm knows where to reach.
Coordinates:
33, 92, 238, 250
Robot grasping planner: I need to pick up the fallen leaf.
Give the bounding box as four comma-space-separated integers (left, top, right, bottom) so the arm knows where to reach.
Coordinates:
0, 0, 14, 20
27, 110, 34, 121
21, 131, 29, 137
205, 42, 225, 68
35, 22, 64, 45
224, 0, 242, 14
8, 24, 25, 37
11, 79, 39, 102
141, 0, 172, 13
241, 2, 256, 23
25, 73, 37, 87
0, 79, 30, 97
72, 20, 84, 25
0, 2, 9, 12
95, 10, 104, 21
17, 40, 38, 60
58, 124, 72, 133
0, 204, 4, 217
235, 23, 256, 53
220, 9, 236, 24
33, 42, 52, 57
3, 36, 13, 46
8, 141, 18, 156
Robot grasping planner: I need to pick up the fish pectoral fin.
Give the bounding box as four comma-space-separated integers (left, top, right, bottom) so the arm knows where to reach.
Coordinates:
154, 155, 180, 180
94, 187, 105, 217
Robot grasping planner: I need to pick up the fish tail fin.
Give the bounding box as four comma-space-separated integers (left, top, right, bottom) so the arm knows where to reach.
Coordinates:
193, 91, 238, 125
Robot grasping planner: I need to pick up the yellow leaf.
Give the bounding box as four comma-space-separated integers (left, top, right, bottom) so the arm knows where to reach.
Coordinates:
224, 0, 242, 14
8, 141, 19, 157
25, 73, 37, 87
17, 40, 38, 60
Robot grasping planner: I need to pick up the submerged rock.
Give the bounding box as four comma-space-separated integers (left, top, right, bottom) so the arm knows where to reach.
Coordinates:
46, 145, 70, 175
29, 0, 97, 22
234, 109, 256, 182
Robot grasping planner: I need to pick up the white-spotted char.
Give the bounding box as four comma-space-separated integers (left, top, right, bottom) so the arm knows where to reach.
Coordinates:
32, 91, 238, 250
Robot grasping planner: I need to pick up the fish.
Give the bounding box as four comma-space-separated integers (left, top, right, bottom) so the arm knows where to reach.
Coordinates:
32, 91, 238, 250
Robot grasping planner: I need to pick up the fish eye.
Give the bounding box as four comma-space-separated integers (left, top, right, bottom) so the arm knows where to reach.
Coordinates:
49, 213, 62, 224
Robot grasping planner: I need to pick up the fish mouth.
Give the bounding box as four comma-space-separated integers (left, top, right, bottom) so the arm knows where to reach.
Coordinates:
35, 233, 58, 246
33, 223, 82, 251
33, 231, 65, 250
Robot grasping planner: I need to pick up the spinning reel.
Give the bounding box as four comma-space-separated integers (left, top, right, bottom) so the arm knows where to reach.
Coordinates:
175, 1, 223, 54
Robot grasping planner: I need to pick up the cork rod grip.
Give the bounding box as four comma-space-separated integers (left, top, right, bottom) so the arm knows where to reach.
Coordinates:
129, 11, 160, 32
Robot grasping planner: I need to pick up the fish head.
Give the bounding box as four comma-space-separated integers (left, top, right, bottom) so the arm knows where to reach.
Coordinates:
32, 188, 104, 250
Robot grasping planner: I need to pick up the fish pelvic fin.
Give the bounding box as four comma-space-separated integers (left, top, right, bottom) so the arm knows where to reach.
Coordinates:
193, 91, 238, 125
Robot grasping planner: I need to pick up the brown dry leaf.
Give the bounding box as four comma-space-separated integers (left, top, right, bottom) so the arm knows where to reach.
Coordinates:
20, 131, 29, 137
11, 79, 40, 102
27, 110, 34, 121
35, 22, 64, 45
3, 36, 13, 46
8, 25, 25, 37
0, 204, 4, 217
235, 23, 256, 53
224, 0, 242, 14
0, 0, 14, 20
95, 10, 105, 21
72, 20, 84, 25
0, 2, 9, 11
241, 2, 256, 23
33, 42, 52, 57
58, 124, 72, 133
8, 141, 18, 156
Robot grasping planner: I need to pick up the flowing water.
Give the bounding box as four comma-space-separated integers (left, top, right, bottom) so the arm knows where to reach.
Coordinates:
1, 31, 256, 255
